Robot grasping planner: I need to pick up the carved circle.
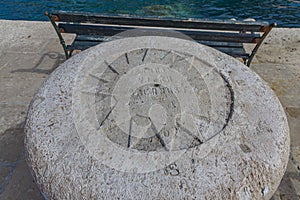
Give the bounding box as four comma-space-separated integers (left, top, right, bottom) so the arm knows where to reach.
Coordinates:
72, 48, 232, 173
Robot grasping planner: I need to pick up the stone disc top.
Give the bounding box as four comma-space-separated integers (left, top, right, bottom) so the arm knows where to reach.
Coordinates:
25, 36, 289, 199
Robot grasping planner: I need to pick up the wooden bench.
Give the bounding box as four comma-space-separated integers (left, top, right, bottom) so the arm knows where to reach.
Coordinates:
45, 10, 276, 67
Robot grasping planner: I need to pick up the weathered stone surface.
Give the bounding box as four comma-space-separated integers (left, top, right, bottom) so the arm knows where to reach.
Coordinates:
25, 36, 290, 199
0, 20, 68, 199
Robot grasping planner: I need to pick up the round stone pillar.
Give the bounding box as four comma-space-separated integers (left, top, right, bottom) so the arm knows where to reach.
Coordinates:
25, 36, 289, 199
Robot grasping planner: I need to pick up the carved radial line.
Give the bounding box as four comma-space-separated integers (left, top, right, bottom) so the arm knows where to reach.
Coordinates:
176, 121, 203, 145
128, 114, 168, 150
172, 52, 176, 64
173, 55, 186, 63
191, 113, 210, 123
191, 112, 224, 129
125, 53, 130, 64
99, 107, 114, 127
142, 49, 148, 62
81, 91, 113, 104
104, 60, 119, 75
99, 96, 118, 127
160, 50, 171, 60
94, 95, 110, 103
204, 68, 217, 79
127, 118, 133, 148
188, 56, 195, 71
88, 73, 109, 83
82, 91, 112, 97
106, 118, 127, 131
149, 118, 168, 151
173, 50, 190, 59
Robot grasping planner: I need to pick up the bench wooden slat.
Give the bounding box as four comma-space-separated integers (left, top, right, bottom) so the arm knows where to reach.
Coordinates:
59, 23, 260, 43
76, 35, 110, 41
66, 41, 99, 51
53, 10, 268, 32
75, 35, 245, 48
198, 41, 244, 48
67, 38, 248, 58
213, 47, 248, 58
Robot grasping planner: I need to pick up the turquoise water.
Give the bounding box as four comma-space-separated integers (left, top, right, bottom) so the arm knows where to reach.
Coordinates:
0, 0, 299, 27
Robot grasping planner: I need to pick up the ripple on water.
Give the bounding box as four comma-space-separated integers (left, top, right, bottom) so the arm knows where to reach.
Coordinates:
0, 0, 299, 27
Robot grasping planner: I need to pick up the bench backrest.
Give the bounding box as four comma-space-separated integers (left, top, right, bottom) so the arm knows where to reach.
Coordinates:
46, 10, 275, 66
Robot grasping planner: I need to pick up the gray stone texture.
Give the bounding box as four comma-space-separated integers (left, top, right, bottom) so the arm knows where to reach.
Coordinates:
26, 33, 289, 199
0, 20, 299, 199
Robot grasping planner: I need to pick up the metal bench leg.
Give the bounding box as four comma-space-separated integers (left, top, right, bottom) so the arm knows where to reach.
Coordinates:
243, 58, 247, 65
68, 50, 74, 58
45, 12, 69, 59
247, 23, 276, 67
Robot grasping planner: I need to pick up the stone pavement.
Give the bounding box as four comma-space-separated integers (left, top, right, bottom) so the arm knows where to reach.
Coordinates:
0, 20, 299, 199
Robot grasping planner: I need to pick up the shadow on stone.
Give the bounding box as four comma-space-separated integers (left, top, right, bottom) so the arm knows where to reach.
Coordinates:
11, 51, 65, 75
0, 122, 25, 194
271, 168, 300, 199
0, 122, 43, 199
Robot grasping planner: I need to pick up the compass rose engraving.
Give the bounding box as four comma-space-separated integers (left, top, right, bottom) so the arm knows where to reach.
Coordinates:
72, 47, 233, 173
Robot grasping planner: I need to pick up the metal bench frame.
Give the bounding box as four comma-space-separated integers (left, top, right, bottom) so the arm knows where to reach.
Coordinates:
45, 10, 275, 67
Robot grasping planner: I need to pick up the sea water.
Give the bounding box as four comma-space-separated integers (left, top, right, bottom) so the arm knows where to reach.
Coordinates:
0, 0, 299, 27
